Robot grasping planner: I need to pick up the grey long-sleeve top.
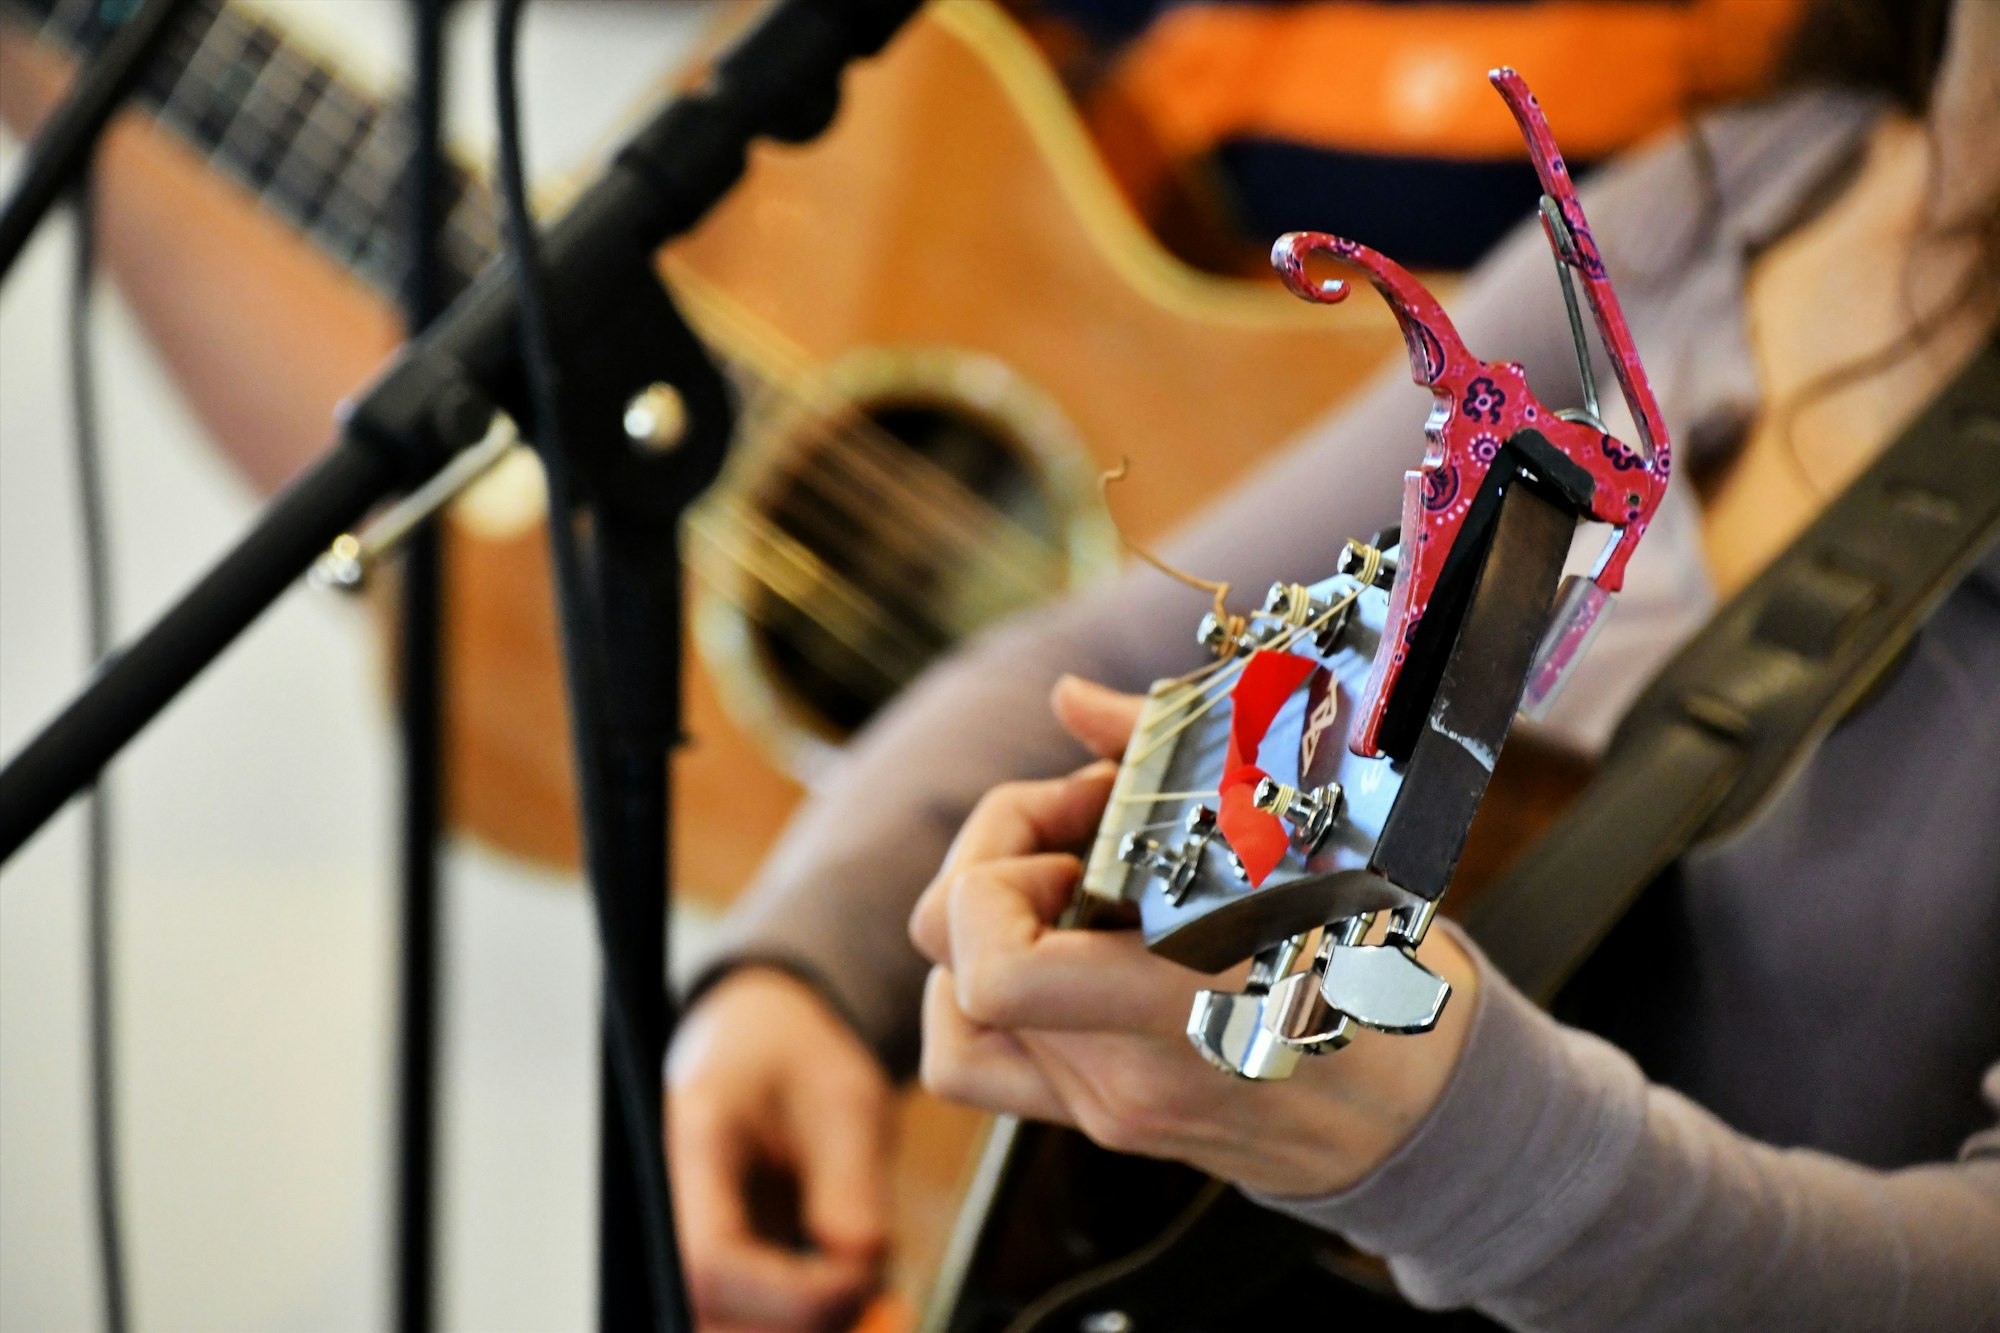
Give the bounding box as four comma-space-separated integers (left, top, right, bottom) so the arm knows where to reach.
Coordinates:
705, 87, 2000, 1329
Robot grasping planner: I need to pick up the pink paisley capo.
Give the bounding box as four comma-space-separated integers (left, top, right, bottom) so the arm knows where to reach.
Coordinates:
1271, 68, 1671, 759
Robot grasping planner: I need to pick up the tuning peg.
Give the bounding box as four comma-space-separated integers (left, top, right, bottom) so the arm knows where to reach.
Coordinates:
1259, 581, 1321, 624
1117, 832, 1200, 904
1187, 971, 1353, 1080
1337, 538, 1395, 590
1252, 777, 1343, 852
1188, 988, 1299, 1080
1319, 941, 1450, 1034
1195, 610, 1256, 659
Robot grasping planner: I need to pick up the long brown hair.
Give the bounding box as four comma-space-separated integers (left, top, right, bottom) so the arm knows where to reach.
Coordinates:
1781, 0, 1954, 114
1779, 0, 1998, 420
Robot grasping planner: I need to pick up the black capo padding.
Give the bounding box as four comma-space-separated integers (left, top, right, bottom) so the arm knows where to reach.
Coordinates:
1371, 472, 1575, 900
1375, 438, 1579, 760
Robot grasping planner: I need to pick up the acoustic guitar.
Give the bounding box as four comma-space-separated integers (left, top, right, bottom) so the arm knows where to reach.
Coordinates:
0, 0, 1407, 901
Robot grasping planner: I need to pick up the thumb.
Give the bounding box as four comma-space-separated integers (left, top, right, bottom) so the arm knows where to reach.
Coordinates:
1052, 674, 1146, 760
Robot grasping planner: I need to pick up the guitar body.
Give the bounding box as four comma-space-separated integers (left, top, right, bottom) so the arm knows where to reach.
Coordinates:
930, 1120, 1504, 1333
439, 1, 1402, 895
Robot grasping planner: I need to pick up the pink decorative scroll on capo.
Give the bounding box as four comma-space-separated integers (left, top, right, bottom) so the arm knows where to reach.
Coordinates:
1270, 67, 1672, 759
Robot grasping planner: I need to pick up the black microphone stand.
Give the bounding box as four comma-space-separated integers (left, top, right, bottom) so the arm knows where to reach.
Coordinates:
392, 3, 452, 1330
0, 2, 925, 1329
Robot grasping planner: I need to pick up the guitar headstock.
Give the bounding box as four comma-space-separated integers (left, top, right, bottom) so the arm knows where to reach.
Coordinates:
1082, 542, 1451, 1080
1079, 68, 1674, 1081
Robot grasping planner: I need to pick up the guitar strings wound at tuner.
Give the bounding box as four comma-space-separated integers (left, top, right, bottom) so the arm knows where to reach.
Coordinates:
1099, 459, 1247, 650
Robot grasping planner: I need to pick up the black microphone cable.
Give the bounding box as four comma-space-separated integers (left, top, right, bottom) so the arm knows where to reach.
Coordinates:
68, 170, 129, 1333
490, 1, 685, 1326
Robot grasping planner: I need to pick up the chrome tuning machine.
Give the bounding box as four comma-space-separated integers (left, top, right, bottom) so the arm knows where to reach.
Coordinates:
1185, 900, 1452, 1080
1251, 777, 1343, 854
1117, 805, 1236, 906
1318, 899, 1449, 1035
1188, 931, 1352, 1081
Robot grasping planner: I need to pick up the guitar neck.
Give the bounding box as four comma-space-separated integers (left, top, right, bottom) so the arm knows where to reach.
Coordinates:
6, 0, 501, 304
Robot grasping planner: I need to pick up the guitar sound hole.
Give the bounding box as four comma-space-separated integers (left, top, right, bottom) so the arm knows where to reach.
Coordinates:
748, 399, 1070, 738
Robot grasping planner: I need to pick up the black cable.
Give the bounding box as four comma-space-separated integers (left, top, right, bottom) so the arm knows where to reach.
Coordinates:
489, 1, 683, 1326
69, 174, 129, 1333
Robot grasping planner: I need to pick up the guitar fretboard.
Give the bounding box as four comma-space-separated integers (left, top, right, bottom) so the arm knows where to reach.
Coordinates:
6, 0, 504, 301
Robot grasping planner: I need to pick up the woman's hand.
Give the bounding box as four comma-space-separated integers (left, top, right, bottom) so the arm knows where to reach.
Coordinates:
667, 967, 894, 1332
909, 675, 1480, 1199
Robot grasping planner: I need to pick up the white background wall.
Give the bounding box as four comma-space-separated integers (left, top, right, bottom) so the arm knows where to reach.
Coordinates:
2, 3, 727, 1327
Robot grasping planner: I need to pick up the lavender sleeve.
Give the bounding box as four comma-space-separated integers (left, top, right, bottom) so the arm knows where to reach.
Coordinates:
1259, 934, 2000, 1331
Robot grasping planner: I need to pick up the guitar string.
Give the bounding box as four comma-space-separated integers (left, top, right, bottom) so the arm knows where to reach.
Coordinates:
1083, 593, 1355, 864
712, 502, 948, 670
678, 278, 1069, 578
1126, 599, 1345, 768
690, 510, 934, 686
688, 484, 1046, 691
726, 375, 1060, 575
735, 425, 1057, 607
686, 502, 1013, 699
1110, 789, 1219, 804
1078, 598, 1349, 867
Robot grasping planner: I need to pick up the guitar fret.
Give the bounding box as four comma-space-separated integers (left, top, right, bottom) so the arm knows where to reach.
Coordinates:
258, 63, 335, 224
311, 106, 404, 269
191, 18, 276, 149
277, 83, 376, 240
11, 0, 491, 306
216, 41, 312, 193
157, 6, 254, 137
288, 78, 370, 181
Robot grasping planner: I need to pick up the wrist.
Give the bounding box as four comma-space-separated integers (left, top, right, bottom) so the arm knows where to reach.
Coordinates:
1257, 926, 1482, 1197
683, 954, 859, 1033
1252, 952, 1649, 1309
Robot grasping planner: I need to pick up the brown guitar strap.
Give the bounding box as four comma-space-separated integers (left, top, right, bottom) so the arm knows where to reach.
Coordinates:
1463, 338, 2000, 1004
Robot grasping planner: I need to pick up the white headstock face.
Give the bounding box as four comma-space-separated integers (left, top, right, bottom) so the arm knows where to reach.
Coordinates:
1082, 545, 1452, 1080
